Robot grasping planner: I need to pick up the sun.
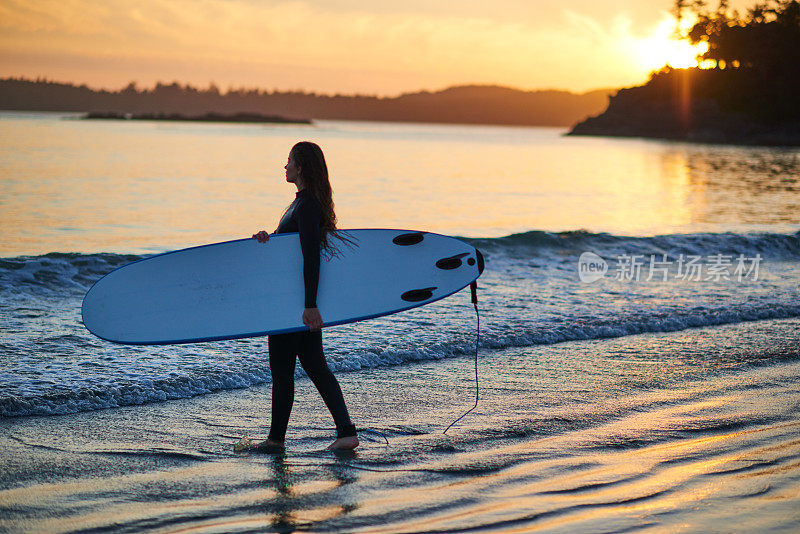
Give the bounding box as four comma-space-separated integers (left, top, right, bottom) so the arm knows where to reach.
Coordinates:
637, 16, 709, 71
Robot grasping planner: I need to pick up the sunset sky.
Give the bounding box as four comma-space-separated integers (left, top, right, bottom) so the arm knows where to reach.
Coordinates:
0, 0, 749, 95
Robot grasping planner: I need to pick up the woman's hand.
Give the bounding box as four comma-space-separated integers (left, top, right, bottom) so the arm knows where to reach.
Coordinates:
252, 230, 270, 243
303, 308, 323, 331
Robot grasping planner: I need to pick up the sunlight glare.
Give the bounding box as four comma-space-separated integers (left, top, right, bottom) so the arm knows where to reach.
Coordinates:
637, 16, 709, 71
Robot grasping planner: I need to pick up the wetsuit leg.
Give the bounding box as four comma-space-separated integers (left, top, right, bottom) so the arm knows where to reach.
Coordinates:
267, 333, 298, 443
297, 330, 357, 439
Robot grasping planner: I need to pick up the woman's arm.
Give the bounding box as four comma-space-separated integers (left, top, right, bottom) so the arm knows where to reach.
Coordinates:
295, 197, 323, 330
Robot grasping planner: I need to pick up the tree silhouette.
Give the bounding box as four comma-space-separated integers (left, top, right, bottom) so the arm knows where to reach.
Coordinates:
570, 1, 800, 143
678, 0, 800, 71
0, 77, 613, 127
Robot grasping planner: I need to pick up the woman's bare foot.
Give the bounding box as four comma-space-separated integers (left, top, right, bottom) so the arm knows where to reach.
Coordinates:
328, 435, 359, 450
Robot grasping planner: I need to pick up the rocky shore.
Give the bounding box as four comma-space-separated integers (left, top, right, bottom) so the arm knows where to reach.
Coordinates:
568, 69, 800, 147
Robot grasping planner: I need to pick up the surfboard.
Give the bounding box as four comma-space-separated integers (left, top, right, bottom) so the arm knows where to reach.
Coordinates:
82, 229, 484, 345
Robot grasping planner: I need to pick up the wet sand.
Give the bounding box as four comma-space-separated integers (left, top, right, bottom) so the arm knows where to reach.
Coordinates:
2, 319, 799, 533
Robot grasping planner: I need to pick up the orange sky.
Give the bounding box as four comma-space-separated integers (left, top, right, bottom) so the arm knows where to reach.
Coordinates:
0, 0, 751, 95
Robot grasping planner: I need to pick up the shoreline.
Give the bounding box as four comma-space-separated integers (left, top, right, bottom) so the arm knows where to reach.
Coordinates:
567, 117, 800, 148
567, 98, 800, 148
568, 68, 800, 148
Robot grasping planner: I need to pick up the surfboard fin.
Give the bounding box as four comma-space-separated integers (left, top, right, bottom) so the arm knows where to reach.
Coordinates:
435, 252, 469, 270
401, 287, 437, 302
392, 232, 425, 246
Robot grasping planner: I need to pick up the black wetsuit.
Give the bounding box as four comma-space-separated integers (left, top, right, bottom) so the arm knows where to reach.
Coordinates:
267, 190, 356, 442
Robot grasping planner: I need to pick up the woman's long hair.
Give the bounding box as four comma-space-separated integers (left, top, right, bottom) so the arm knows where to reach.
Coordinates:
290, 141, 351, 255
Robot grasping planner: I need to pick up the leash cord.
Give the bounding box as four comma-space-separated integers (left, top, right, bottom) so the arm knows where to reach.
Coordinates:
443, 300, 480, 434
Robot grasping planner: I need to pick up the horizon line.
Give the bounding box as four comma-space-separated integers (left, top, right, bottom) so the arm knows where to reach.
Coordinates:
1, 75, 621, 99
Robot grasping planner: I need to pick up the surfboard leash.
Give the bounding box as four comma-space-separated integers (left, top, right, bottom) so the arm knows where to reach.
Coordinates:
297, 280, 481, 443
357, 428, 389, 444
443, 280, 480, 435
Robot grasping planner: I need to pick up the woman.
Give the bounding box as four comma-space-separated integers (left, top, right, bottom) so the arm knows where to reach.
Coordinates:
252, 141, 358, 451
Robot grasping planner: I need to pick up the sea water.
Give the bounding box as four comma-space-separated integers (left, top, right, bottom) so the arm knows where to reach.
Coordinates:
1, 112, 799, 532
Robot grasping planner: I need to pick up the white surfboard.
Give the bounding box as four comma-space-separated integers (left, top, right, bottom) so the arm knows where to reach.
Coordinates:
82, 229, 484, 345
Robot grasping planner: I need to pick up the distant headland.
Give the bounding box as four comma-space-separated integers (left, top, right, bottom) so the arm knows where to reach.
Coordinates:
82, 111, 312, 125
570, 0, 800, 146
0, 78, 611, 128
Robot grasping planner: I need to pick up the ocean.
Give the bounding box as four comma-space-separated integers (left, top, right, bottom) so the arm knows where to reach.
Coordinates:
1, 112, 799, 532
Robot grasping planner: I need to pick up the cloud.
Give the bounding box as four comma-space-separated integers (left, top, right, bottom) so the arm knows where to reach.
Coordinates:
0, 0, 675, 93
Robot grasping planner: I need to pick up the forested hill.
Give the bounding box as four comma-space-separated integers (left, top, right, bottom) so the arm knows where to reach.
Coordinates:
569, 0, 800, 146
0, 78, 611, 128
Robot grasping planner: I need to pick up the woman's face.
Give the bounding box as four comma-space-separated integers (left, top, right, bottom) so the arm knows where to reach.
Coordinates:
284, 152, 302, 186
